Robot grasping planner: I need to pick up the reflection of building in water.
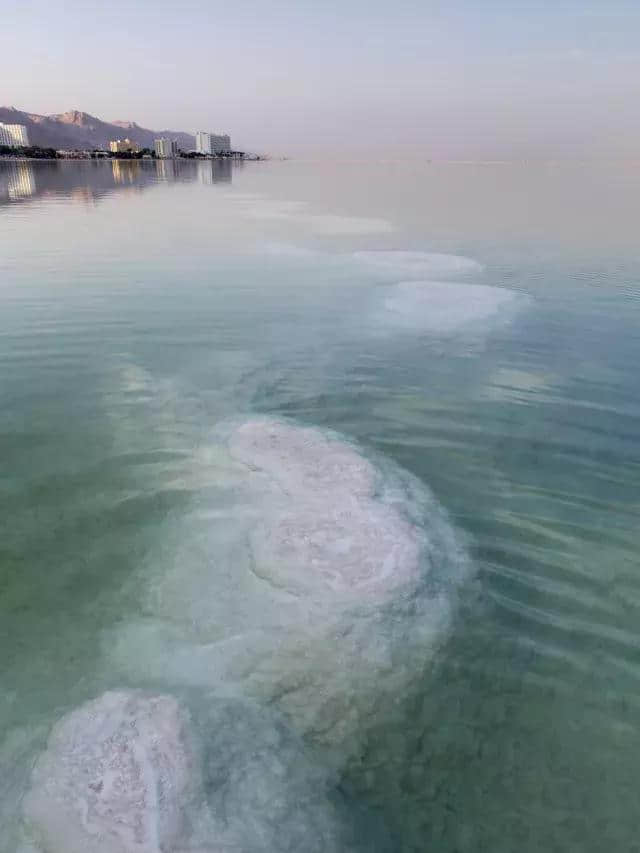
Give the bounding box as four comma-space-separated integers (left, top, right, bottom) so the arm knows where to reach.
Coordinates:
0, 158, 221, 207
109, 138, 140, 154
154, 138, 178, 158
155, 158, 178, 182
71, 186, 96, 205
112, 159, 140, 184
196, 159, 232, 185
0, 122, 30, 147
0, 161, 36, 199
0, 160, 163, 207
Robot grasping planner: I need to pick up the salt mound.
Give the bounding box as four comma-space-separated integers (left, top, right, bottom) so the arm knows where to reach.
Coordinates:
355, 250, 483, 278
228, 419, 421, 598
22, 691, 193, 853
382, 280, 520, 332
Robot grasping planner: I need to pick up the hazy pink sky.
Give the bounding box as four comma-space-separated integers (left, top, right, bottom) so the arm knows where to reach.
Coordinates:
2, 0, 640, 156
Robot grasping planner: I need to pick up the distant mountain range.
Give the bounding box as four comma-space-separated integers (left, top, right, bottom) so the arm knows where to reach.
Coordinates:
0, 106, 195, 151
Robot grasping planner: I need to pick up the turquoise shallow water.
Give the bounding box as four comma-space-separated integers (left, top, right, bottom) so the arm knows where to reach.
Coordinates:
1, 158, 640, 851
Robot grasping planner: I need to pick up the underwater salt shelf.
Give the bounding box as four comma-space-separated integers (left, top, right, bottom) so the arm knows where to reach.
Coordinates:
104, 418, 470, 754
380, 280, 522, 333
17, 417, 471, 852
19, 690, 356, 853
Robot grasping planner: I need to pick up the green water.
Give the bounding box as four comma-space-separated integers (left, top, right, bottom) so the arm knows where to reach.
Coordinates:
1, 158, 639, 851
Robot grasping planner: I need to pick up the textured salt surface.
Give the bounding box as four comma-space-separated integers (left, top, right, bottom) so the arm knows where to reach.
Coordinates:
22, 691, 193, 853
105, 418, 470, 757
20, 692, 356, 853
228, 419, 422, 597
355, 250, 483, 278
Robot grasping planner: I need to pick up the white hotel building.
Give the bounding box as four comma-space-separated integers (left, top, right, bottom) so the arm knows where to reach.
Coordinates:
0, 122, 30, 147
195, 131, 231, 155
154, 137, 178, 159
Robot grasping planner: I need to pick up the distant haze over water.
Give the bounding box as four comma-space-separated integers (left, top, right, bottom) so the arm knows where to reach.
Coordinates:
5, 1, 640, 156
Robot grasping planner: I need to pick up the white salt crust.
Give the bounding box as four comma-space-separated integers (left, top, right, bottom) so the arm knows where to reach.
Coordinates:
228, 418, 422, 598
22, 691, 193, 853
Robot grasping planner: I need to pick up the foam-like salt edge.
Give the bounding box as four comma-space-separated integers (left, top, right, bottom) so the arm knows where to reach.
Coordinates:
355, 250, 483, 279
104, 418, 471, 757
381, 280, 522, 333
20, 690, 358, 853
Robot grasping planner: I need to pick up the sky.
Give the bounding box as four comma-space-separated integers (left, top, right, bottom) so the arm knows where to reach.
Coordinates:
2, 0, 640, 156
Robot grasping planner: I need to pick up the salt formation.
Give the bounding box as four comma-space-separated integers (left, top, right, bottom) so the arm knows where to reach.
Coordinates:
354, 250, 483, 278
19, 691, 357, 853
382, 280, 520, 332
227, 418, 422, 600
21, 691, 194, 853
104, 418, 470, 759
21, 420, 469, 851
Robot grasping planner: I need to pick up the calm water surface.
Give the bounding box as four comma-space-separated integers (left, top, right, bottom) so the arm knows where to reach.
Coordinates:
1, 158, 639, 851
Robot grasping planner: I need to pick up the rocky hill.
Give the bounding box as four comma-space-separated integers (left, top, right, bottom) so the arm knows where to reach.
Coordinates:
0, 106, 195, 151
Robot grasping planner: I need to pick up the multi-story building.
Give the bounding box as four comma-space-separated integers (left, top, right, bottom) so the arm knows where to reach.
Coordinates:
211, 133, 231, 154
0, 122, 30, 147
154, 138, 178, 159
109, 138, 140, 154
195, 131, 211, 155
195, 131, 231, 155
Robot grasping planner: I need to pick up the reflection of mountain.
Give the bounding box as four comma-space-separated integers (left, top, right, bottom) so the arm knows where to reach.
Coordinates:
0, 159, 234, 209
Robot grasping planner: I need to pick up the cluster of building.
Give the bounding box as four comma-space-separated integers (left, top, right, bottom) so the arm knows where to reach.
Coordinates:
0, 121, 244, 161
0, 122, 30, 147
108, 132, 233, 160
152, 131, 233, 159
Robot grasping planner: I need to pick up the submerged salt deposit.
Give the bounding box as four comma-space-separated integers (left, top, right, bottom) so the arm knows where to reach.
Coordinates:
194, 698, 357, 852
20, 691, 355, 853
355, 250, 483, 279
104, 417, 470, 756
381, 280, 521, 333
24, 417, 470, 850
21, 691, 194, 853
353, 250, 526, 339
